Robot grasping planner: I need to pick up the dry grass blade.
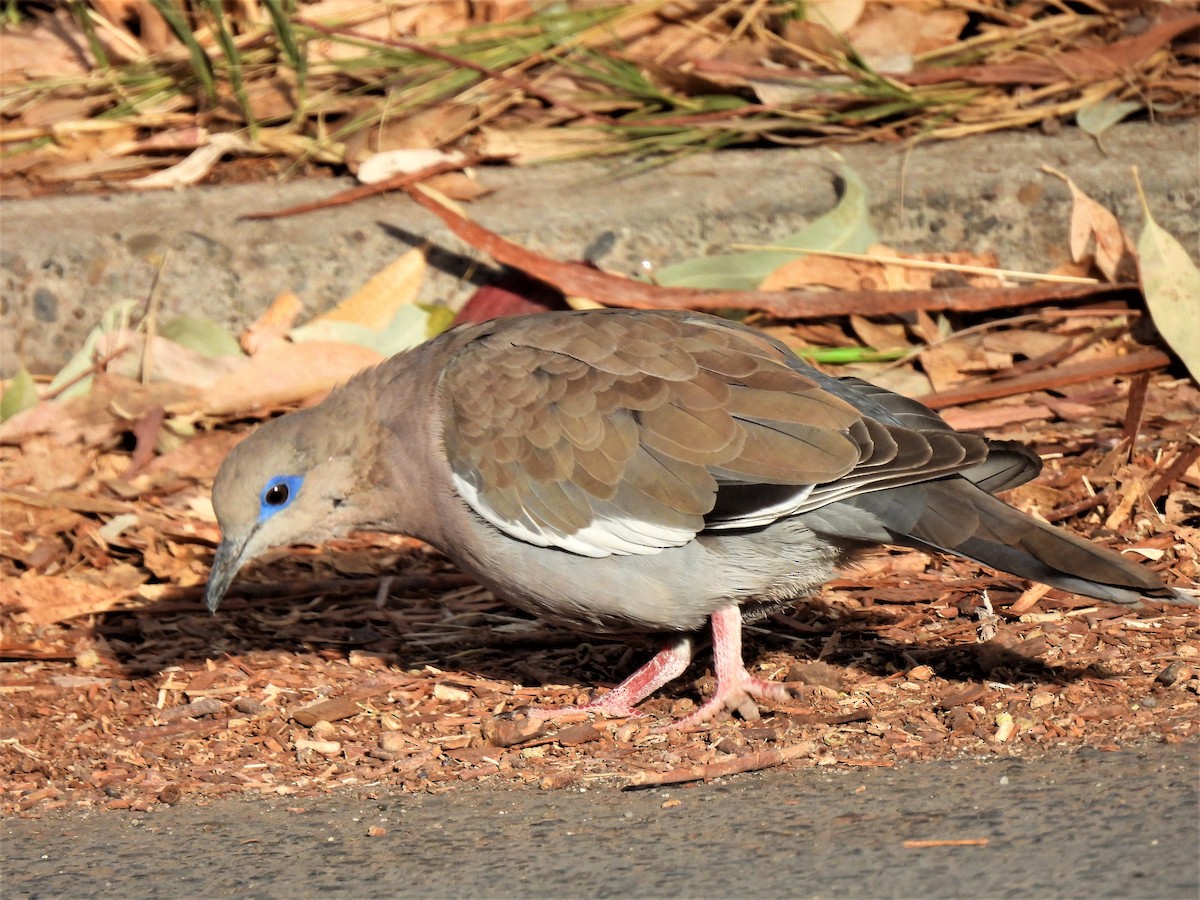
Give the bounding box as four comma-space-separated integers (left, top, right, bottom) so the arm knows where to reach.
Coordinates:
4, 1, 1197, 186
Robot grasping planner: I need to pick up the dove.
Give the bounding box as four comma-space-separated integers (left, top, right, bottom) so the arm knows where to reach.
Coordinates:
205, 309, 1195, 727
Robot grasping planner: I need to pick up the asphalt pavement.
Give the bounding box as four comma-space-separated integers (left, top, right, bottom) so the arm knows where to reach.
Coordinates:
5, 741, 1198, 898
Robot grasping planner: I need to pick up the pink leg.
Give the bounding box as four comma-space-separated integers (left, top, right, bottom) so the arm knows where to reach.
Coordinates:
528, 636, 694, 720
670, 605, 791, 730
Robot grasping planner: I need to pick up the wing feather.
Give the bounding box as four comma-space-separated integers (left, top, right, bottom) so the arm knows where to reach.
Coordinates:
439, 310, 993, 557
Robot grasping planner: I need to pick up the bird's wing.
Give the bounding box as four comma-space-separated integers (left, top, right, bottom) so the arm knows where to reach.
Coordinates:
438, 310, 985, 557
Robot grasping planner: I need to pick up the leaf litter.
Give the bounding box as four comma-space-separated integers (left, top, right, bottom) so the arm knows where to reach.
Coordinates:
1, 1, 1198, 193
1, 161, 1199, 816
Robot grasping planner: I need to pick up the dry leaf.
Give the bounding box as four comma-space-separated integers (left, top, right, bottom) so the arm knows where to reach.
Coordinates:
356, 149, 467, 185
1136, 177, 1200, 382
477, 127, 618, 165
11, 574, 138, 626
127, 133, 254, 190
309, 248, 427, 330
242, 292, 305, 355
761, 246, 1001, 292
1043, 166, 1137, 283
848, 7, 968, 71
183, 341, 384, 415
849, 315, 911, 350
807, 0, 866, 34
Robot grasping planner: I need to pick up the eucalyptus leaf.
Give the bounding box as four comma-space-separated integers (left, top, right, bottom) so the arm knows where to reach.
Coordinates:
1137, 195, 1200, 382
654, 158, 879, 289
160, 315, 243, 358
0, 364, 39, 422
290, 304, 431, 357
1077, 99, 1141, 138
47, 300, 139, 399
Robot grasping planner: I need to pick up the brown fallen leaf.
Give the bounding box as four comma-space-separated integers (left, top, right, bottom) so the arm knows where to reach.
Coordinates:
241, 292, 304, 355
1043, 166, 1137, 283
308, 248, 426, 330
178, 340, 384, 415
897, 11, 1200, 87
847, 6, 968, 69
11, 574, 138, 626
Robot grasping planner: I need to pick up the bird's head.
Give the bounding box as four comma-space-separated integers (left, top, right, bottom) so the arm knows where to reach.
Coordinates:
204, 408, 366, 613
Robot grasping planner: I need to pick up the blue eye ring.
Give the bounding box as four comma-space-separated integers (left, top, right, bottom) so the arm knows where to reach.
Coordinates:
258, 474, 304, 523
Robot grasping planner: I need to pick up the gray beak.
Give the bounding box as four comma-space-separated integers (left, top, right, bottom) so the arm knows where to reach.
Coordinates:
204, 534, 249, 614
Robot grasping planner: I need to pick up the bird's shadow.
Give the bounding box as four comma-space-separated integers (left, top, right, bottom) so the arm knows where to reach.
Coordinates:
377, 222, 502, 290
98, 542, 1103, 705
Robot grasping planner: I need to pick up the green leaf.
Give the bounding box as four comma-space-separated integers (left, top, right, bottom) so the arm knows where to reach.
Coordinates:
1136, 185, 1200, 382
290, 304, 432, 357
654, 157, 879, 289
1076, 99, 1141, 138
0, 364, 39, 422
159, 316, 243, 358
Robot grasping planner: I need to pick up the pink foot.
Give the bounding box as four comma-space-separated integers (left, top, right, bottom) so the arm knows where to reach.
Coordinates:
527, 636, 694, 720
667, 606, 791, 731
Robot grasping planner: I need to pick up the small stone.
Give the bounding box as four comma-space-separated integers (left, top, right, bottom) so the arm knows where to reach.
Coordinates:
1155, 662, 1184, 687
538, 772, 576, 790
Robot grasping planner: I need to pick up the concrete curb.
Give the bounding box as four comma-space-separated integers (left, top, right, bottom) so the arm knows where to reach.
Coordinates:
3, 120, 1197, 376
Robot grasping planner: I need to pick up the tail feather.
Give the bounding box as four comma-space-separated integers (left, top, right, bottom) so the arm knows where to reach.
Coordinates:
805, 477, 1190, 605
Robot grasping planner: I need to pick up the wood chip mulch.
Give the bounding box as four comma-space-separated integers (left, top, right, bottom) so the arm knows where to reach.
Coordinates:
2, 358, 1198, 818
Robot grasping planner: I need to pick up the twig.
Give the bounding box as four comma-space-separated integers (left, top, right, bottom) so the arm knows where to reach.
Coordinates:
404, 183, 1137, 319
917, 350, 1171, 410
40, 343, 135, 402
1147, 443, 1200, 503
1121, 372, 1151, 447
242, 154, 490, 220
624, 741, 815, 788
1045, 489, 1113, 523
903, 838, 990, 849
140, 248, 173, 385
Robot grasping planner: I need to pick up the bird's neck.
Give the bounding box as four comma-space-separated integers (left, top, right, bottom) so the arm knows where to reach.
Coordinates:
325, 348, 451, 547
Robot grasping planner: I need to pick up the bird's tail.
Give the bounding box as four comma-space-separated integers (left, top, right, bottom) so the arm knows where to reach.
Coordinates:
807, 478, 1196, 606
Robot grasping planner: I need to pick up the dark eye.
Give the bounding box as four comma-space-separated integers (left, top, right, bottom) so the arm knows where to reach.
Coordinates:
264, 483, 290, 506
257, 475, 303, 523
